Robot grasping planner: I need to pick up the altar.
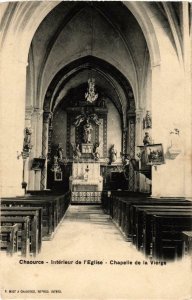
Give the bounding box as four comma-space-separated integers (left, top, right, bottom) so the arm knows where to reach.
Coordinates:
69, 162, 103, 203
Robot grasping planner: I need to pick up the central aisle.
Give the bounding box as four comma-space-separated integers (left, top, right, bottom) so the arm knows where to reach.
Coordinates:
0, 205, 191, 300
40, 204, 142, 259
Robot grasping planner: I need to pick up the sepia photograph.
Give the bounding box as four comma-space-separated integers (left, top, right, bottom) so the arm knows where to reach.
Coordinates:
0, 1, 192, 299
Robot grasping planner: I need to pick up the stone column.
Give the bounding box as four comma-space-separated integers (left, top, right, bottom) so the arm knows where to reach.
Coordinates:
135, 109, 144, 148
122, 127, 127, 155
127, 113, 136, 191
41, 111, 52, 190
135, 109, 144, 192
28, 108, 43, 190
23, 106, 34, 189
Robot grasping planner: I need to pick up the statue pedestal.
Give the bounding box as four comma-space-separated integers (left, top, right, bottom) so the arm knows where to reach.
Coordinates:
81, 144, 93, 154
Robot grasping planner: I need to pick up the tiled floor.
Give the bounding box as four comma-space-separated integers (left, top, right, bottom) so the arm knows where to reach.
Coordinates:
0, 205, 191, 300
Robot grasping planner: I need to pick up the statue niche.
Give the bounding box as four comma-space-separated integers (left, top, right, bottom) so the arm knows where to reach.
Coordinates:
83, 120, 93, 143
73, 112, 100, 156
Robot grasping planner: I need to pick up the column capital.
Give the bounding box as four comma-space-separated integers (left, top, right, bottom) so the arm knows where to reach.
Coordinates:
32, 108, 44, 119
135, 108, 144, 124
135, 108, 144, 114
25, 106, 34, 120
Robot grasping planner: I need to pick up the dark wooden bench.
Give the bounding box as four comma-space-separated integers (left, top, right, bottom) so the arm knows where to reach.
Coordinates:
0, 224, 19, 255
152, 212, 192, 260
27, 190, 63, 196
1, 206, 43, 253
111, 191, 150, 198
1, 209, 41, 255
18, 192, 70, 227
143, 211, 192, 259
110, 192, 149, 216
182, 231, 192, 256
133, 206, 192, 250
102, 192, 192, 260
1, 192, 70, 240
130, 202, 192, 243
110, 196, 190, 238
1, 199, 54, 239
17, 195, 60, 230
102, 191, 149, 216
1, 216, 30, 256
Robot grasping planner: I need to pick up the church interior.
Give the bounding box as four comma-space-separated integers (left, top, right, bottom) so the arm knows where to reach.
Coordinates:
0, 1, 192, 267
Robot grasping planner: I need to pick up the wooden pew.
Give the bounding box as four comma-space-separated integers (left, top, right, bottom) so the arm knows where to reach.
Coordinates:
101, 191, 148, 218
27, 190, 62, 196
151, 212, 192, 260
19, 192, 70, 227
1, 209, 41, 255
143, 211, 192, 259
127, 199, 189, 236
1, 192, 70, 240
111, 196, 190, 238
17, 195, 59, 231
1, 207, 42, 251
130, 202, 192, 244
133, 206, 192, 250
1, 216, 30, 256
182, 231, 192, 256
108, 195, 191, 241
0, 224, 19, 255
103, 192, 192, 260
1, 199, 53, 239
111, 191, 150, 198
109, 192, 149, 219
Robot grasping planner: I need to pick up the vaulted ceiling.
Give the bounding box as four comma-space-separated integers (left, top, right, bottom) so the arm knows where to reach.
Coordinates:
25, 1, 185, 117
28, 1, 149, 114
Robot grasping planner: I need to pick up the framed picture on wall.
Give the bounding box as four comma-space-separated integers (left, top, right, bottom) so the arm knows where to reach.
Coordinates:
145, 144, 165, 165
31, 158, 45, 170
54, 171, 63, 181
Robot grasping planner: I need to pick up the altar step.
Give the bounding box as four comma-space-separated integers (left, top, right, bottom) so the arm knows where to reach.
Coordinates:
71, 191, 102, 204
